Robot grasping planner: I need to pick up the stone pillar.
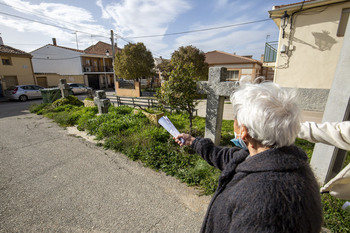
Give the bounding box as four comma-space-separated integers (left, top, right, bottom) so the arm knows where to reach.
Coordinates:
310, 17, 350, 185
58, 79, 70, 98
94, 90, 111, 115
198, 67, 237, 145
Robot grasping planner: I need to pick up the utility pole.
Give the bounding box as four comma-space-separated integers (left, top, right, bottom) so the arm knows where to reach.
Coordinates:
73, 31, 79, 50
110, 30, 117, 91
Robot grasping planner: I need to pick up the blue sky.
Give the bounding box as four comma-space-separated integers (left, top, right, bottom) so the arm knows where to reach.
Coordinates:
0, 0, 297, 59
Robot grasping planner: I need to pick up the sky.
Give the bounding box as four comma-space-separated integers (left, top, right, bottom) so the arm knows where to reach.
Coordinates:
0, 0, 297, 60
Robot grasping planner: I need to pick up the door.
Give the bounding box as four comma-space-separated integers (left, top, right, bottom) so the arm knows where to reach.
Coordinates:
4, 76, 18, 88
37, 77, 48, 88
88, 75, 100, 90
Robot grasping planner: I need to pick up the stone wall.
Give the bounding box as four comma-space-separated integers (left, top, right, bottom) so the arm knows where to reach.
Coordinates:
115, 81, 141, 97
284, 87, 329, 112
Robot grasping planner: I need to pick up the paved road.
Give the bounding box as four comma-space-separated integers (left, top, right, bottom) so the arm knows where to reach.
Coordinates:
0, 100, 210, 232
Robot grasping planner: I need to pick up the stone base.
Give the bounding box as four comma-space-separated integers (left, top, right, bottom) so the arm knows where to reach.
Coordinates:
134, 109, 164, 125
84, 100, 95, 107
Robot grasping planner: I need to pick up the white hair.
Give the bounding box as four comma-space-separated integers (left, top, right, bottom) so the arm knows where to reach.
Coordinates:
230, 82, 301, 148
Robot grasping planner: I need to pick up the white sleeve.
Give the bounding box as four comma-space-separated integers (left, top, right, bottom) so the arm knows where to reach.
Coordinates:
298, 121, 350, 151
320, 163, 350, 200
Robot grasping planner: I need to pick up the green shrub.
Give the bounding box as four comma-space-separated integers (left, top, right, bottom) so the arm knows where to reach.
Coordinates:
29, 103, 49, 113
52, 96, 83, 108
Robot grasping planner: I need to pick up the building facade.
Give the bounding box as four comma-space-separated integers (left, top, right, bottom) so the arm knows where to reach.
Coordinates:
205, 50, 267, 82
0, 37, 35, 96
31, 40, 118, 89
269, 0, 350, 111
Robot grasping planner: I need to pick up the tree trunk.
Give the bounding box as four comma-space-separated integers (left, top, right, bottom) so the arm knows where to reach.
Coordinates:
187, 105, 193, 134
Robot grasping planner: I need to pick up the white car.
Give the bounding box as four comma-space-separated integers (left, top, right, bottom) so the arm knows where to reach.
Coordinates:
68, 83, 92, 95
5, 85, 44, 101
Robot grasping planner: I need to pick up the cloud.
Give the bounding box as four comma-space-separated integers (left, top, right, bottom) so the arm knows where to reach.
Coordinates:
102, 0, 191, 37
169, 18, 270, 59
0, 0, 110, 50
1, 0, 96, 23
96, 0, 111, 19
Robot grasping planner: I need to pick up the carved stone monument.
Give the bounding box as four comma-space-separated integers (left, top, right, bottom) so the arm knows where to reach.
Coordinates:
58, 79, 70, 98
94, 90, 111, 115
198, 67, 237, 145
310, 17, 350, 185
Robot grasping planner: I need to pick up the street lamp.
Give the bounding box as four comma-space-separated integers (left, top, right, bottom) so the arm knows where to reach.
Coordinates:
281, 11, 290, 39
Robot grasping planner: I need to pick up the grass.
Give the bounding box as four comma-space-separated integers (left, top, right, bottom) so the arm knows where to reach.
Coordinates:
30, 97, 350, 232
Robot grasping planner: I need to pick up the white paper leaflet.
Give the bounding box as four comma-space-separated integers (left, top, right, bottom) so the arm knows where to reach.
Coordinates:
158, 116, 185, 144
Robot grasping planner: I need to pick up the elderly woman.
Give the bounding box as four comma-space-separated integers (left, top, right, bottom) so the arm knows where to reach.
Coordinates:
176, 82, 322, 233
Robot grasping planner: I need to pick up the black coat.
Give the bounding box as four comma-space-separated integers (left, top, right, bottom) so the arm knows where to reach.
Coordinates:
192, 138, 323, 233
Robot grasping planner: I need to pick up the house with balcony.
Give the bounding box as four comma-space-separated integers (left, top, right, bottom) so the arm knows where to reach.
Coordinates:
267, 0, 350, 111
31, 39, 120, 89
205, 50, 272, 81
0, 36, 35, 96
83, 41, 121, 89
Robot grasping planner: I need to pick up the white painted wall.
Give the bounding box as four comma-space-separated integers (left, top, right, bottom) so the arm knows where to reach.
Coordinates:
274, 2, 350, 89
31, 45, 83, 75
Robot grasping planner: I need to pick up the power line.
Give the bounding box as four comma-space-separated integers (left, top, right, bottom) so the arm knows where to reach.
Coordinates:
0, 2, 110, 38
0, 11, 110, 39
124, 19, 272, 39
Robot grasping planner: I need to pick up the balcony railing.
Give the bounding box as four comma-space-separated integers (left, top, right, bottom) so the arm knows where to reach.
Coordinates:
82, 66, 114, 73
264, 41, 278, 63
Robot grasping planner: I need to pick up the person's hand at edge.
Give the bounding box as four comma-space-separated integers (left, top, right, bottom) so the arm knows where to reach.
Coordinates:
175, 133, 196, 147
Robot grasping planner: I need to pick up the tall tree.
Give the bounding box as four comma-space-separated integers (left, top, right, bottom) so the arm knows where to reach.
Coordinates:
156, 63, 199, 132
170, 45, 208, 81
157, 45, 209, 81
114, 42, 155, 80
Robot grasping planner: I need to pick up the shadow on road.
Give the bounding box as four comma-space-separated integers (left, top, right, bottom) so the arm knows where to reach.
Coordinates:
0, 99, 43, 119
0, 95, 88, 119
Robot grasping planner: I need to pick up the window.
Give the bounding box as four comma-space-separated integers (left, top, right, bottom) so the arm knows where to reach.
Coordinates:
337, 8, 350, 37
2, 57, 12, 65
227, 70, 239, 81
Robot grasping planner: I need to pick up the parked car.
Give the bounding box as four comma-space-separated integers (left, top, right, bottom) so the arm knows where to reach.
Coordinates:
68, 83, 92, 95
5, 85, 44, 101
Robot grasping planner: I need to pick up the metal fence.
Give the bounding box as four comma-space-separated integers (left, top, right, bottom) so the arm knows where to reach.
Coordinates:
264, 41, 278, 63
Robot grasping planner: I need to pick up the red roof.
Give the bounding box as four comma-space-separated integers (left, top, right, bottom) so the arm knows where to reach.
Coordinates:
84, 41, 121, 55
30, 44, 84, 54
205, 50, 261, 65
0, 45, 32, 56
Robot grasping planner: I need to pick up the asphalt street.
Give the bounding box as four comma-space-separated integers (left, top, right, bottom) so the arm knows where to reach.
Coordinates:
0, 99, 210, 232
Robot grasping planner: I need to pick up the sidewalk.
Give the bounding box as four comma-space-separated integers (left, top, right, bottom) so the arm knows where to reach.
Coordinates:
0, 104, 210, 232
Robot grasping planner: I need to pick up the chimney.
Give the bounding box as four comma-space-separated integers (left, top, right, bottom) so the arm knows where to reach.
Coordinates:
52, 38, 57, 46
0, 35, 3, 46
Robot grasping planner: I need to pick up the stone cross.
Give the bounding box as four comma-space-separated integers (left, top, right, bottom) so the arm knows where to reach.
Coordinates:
94, 90, 111, 115
198, 67, 237, 145
310, 16, 350, 185
58, 79, 70, 98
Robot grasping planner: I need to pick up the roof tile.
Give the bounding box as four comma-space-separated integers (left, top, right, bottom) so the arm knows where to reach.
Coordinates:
205, 50, 261, 65
84, 41, 121, 55
0, 45, 32, 56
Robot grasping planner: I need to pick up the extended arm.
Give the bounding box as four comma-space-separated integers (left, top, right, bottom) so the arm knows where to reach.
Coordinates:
298, 121, 350, 151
